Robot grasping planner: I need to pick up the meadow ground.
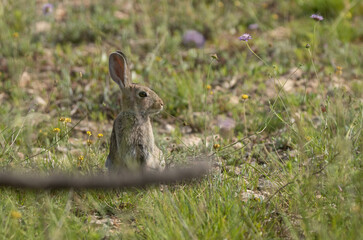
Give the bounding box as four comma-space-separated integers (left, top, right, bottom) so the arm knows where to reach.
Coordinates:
0, 0, 362, 239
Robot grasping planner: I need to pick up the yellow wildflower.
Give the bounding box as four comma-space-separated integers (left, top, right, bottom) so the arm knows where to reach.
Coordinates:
213, 143, 221, 150
65, 118, 72, 123
87, 139, 93, 146
59, 117, 65, 122
97, 133, 103, 138
53, 128, 60, 133
210, 91, 214, 95
336, 66, 342, 76
206, 84, 212, 90
13, 32, 19, 38
241, 94, 249, 100
345, 11, 352, 19
86, 131, 92, 136
11, 211, 22, 219
77, 155, 84, 167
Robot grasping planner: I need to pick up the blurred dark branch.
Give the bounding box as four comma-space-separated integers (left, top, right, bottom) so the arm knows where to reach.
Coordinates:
0, 162, 210, 190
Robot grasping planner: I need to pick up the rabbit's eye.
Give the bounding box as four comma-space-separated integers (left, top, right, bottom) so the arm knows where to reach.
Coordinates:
139, 91, 148, 98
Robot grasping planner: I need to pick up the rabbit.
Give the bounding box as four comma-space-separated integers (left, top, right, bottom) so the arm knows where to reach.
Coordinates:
105, 51, 165, 172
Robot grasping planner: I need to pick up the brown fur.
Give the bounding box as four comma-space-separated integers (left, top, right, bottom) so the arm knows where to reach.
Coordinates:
105, 51, 165, 171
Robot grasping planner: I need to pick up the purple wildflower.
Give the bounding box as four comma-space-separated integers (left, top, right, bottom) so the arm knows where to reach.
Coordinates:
42, 3, 54, 15
310, 14, 324, 21
182, 30, 205, 48
239, 33, 252, 42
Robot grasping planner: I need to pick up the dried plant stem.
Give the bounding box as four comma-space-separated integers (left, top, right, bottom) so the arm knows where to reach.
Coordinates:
246, 42, 269, 67
243, 101, 247, 136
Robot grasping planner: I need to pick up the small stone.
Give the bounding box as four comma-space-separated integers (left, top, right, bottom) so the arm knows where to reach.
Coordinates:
182, 30, 205, 48
19, 71, 31, 88
55, 6, 67, 22
217, 116, 236, 139
35, 21, 51, 33
17, 152, 25, 160
233, 142, 243, 149
56, 146, 68, 153
248, 23, 259, 30
181, 125, 192, 134
241, 190, 265, 202
164, 124, 175, 133
34, 96, 47, 106
181, 135, 202, 147
258, 179, 277, 191
114, 11, 129, 20
228, 96, 240, 105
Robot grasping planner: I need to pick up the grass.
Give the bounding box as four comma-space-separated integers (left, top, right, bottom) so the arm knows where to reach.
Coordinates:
1, 0, 363, 239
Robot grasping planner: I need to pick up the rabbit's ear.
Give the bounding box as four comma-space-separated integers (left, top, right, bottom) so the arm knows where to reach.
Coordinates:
109, 51, 131, 88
